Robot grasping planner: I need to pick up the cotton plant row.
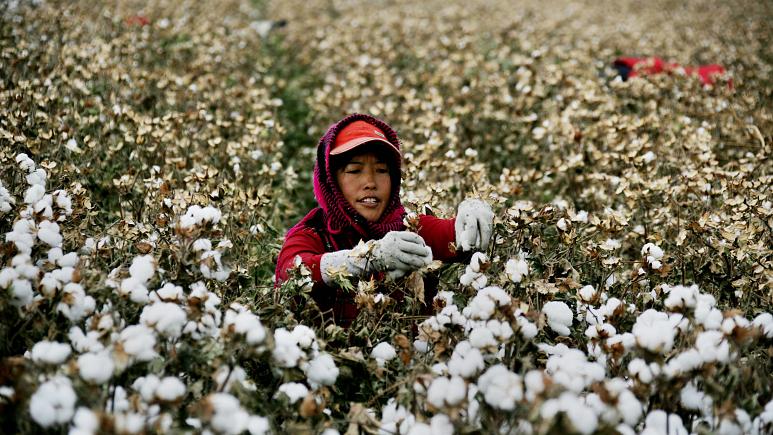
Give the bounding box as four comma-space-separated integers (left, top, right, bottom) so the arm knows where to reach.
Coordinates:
370, 252, 773, 434
0, 155, 344, 434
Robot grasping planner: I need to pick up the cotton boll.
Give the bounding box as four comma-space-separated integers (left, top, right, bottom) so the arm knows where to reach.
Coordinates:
632, 309, 679, 353
380, 399, 416, 435
129, 255, 155, 283
53, 190, 73, 215
448, 341, 484, 378
68, 327, 104, 353
505, 255, 529, 283
155, 377, 186, 401
543, 301, 573, 336
140, 302, 187, 338
272, 328, 303, 368
577, 285, 597, 303
516, 313, 538, 339
477, 364, 522, 410
205, 393, 250, 435
469, 327, 497, 349
214, 365, 249, 393
118, 324, 157, 362
114, 412, 145, 434
229, 310, 266, 345
10, 279, 33, 306
29, 376, 77, 427
641, 243, 663, 260
371, 342, 397, 367
680, 382, 712, 415
78, 351, 114, 384
24, 184, 45, 205
57, 283, 96, 321
247, 415, 269, 435
541, 392, 598, 435
752, 313, 773, 338
663, 284, 699, 310
524, 370, 546, 401
31, 340, 71, 365
641, 410, 687, 435
426, 376, 466, 408
276, 382, 309, 403
695, 330, 731, 363
291, 325, 316, 349
70, 407, 99, 435
193, 238, 212, 251
304, 353, 339, 388
0, 267, 19, 288
153, 283, 184, 303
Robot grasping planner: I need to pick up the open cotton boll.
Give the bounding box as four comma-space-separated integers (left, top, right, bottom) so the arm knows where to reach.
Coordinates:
214, 365, 250, 393
641, 410, 687, 435
680, 382, 713, 415
132, 375, 160, 402
751, 400, 773, 435
426, 376, 466, 408
380, 399, 416, 435
29, 376, 77, 427
155, 377, 186, 401
272, 328, 303, 368
462, 286, 510, 320
540, 392, 598, 435
37, 220, 63, 248
544, 347, 606, 393
695, 330, 731, 363
641, 243, 664, 260
304, 353, 339, 388
291, 325, 316, 349
628, 358, 660, 384
140, 302, 187, 338
276, 382, 309, 403
632, 309, 680, 353
70, 407, 99, 435
477, 364, 523, 410
68, 327, 104, 353
469, 327, 497, 349
524, 370, 546, 401
129, 255, 155, 284
152, 283, 184, 303
448, 341, 484, 378
505, 254, 529, 283
78, 351, 114, 384
53, 190, 73, 215
16, 153, 36, 172
56, 283, 96, 321
0, 181, 15, 213
118, 324, 157, 362
31, 340, 71, 365
26, 168, 47, 187
542, 301, 573, 336
752, 312, 773, 338
24, 184, 45, 205
179, 205, 222, 229
192, 238, 212, 251
663, 284, 700, 310
10, 278, 33, 306
229, 310, 266, 345
204, 393, 251, 435
0, 267, 19, 288
371, 342, 397, 367
515, 311, 538, 339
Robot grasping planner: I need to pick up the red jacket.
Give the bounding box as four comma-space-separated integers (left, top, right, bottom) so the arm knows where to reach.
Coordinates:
275, 208, 458, 325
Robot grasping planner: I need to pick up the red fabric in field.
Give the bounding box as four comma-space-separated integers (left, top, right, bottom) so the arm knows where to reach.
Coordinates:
613, 57, 729, 87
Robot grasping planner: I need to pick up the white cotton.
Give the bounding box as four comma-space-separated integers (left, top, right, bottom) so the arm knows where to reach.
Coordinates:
426, 376, 466, 408
0, 267, 19, 288
641, 243, 664, 260
543, 301, 573, 336
179, 205, 222, 229
155, 377, 186, 401
721, 315, 751, 335
751, 400, 773, 435
628, 358, 657, 384
206, 393, 250, 435
118, 324, 157, 362
524, 370, 546, 401
31, 341, 71, 365
505, 254, 529, 283
114, 412, 145, 434
541, 392, 598, 435
214, 365, 248, 393
462, 286, 510, 320
380, 399, 416, 435
70, 407, 99, 435
247, 415, 269, 435
663, 284, 699, 310
478, 364, 523, 410
276, 382, 309, 403
129, 255, 155, 283
632, 309, 679, 353
516, 313, 538, 339
36, 220, 62, 248
448, 341, 484, 378
10, 279, 33, 306
371, 342, 397, 367
664, 349, 703, 377
291, 325, 316, 349
641, 410, 687, 435
16, 153, 36, 172
68, 327, 104, 353
695, 330, 730, 363
29, 376, 77, 427
305, 353, 339, 388
140, 302, 187, 338
192, 238, 212, 251
469, 327, 497, 349
26, 168, 47, 187
153, 283, 184, 302
57, 283, 96, 321
132, 374, 160, 402
78, 351, 114, 384
544, 347, 606, 393
53, 190, 72, 215
753, 313, 773, 338
0, 182, 15, 213
272, 328, 303, 368
680, 382, 712, 414
58, 252, 79, 268
230, 310, 266, 345
24, 184, 45, 205
578, 285, 597, 303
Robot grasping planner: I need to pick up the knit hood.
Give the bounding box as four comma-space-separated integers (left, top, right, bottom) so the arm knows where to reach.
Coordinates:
286, 114, 406, 248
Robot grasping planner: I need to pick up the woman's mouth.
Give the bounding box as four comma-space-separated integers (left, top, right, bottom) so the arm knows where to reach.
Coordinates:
357, 197, 380, 207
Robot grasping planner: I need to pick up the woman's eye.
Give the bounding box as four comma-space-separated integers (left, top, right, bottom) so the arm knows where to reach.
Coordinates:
377, 168, 389, 173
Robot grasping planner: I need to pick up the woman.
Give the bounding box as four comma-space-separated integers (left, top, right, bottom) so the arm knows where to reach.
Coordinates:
275, 113, 493, 325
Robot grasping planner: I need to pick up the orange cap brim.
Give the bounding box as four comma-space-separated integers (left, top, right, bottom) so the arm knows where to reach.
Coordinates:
329, 137, 400, 156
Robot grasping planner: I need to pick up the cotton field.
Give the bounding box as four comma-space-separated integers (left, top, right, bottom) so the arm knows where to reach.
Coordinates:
1, 0, 771, 434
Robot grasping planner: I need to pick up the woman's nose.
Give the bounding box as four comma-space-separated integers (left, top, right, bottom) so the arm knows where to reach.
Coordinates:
363, 169, 377, 188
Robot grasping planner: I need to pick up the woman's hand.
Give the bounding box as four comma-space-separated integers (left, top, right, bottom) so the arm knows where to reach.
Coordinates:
319, 231, 432, 283
455, 198, 494, 252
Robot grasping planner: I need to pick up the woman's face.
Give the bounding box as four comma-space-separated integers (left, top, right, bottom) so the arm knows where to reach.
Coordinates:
335, 150, 392, 222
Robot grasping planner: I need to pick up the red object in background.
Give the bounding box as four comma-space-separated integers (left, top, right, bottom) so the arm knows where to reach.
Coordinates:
125, 15, 150, 27
613, 57, 730, 87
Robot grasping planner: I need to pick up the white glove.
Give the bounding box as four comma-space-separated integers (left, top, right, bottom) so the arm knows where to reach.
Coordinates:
320, 231, 433, 284
455, 198, 494, 252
